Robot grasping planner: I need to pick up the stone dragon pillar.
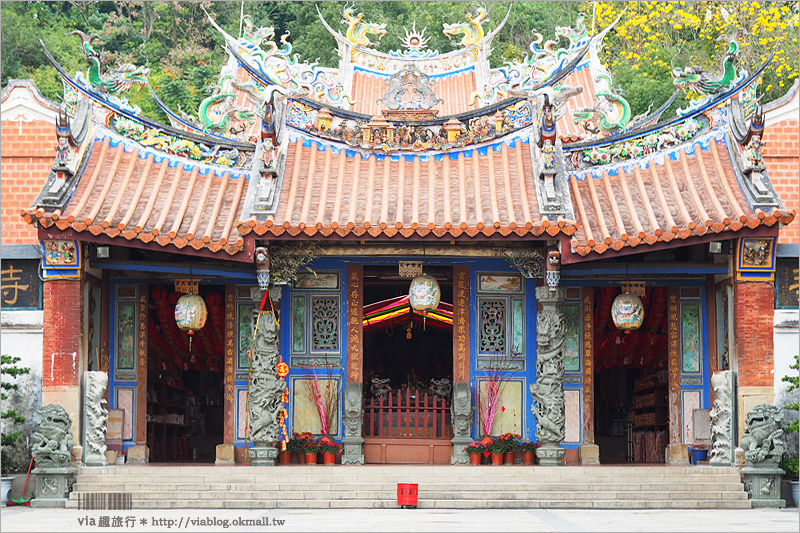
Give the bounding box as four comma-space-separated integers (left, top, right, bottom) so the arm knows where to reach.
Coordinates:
246, 312, 285, 465
82, 371, 109, 466
530, 286, 566, 466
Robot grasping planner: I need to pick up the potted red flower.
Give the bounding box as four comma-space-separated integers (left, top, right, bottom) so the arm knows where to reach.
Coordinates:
464, 440, 488, 466
518, 441, 541, 465
316, 436, 339, 465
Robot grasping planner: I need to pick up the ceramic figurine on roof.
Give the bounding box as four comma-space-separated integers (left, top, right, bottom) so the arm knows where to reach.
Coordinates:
672, 38, 748, 115
68, 30, 150, 96
442, 6, 486, 47
342, 5, 386, 47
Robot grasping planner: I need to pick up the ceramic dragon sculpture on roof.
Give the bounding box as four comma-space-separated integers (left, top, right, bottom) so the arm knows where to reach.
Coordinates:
343, 4, 386, 47
672, 39, 747, 115
68, 30, 150, 95
572, 73, 632, 135
442, 6, 486, 48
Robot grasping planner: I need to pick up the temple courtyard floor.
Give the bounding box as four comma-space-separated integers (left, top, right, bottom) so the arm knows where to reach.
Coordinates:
1, 506, 798, 532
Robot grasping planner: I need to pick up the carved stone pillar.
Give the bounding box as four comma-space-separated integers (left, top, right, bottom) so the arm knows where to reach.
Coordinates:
709, 370, 736, 466
246, 311, 283, 465
450, 382, 473, 464
342, 382, 365, 465
530, 286, 566, 466
82, 371, 108, 466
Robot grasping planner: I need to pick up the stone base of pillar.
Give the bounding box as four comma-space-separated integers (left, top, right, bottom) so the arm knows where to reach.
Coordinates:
450, 436, 472, 465
215, 444, 235, 465
341, 437, 365, 465
31, 466, 76, 508
666, 443, 689, 464
741, 465, 786, 508
126, 445, 149, 465
579, 444, 600, 465
536, 444, 565, 466
247, 445, 277, 465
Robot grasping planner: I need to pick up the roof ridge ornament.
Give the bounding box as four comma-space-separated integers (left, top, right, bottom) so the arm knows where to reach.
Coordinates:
342, 3, 386, 48
442, 6, 487, 48
378, 64, 443, 111
672, 39, 748, 116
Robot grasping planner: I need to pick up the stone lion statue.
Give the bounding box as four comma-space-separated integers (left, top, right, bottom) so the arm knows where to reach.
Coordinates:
31, 404, 74, 467
740, 404, 784, 465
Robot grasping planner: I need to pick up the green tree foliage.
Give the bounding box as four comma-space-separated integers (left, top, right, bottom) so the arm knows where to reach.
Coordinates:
1, 354, 31, 476
586, 1, 799, 116
1, 2, 797, 122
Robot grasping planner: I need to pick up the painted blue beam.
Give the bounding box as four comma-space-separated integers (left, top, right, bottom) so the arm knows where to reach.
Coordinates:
92, 260, 256, 280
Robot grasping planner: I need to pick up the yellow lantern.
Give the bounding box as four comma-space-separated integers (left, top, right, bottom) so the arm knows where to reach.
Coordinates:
174, 293, 208, 351
408, 274, 441, 313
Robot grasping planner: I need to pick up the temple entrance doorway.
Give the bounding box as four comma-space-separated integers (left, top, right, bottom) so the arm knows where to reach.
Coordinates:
146, 284, 226, 463
592, 287, 669, 464
361, 265, 454, 463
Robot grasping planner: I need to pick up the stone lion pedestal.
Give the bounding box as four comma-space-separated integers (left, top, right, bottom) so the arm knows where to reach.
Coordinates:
30, 465, 77, 508
739, 404, 786, 508
30, 404, 76, 508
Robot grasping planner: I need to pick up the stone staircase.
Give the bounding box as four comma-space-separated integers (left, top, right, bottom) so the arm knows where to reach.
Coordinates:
66, 464, 751, 509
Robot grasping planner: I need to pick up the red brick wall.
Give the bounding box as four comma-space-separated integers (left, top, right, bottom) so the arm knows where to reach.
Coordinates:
42, 279, 83, 388
0, 119, 55, 245
763, 117, 799, 245
733, 280, 775, 387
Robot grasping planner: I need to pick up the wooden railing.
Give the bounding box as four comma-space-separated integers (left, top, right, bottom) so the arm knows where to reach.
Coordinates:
364, 389, 451, 439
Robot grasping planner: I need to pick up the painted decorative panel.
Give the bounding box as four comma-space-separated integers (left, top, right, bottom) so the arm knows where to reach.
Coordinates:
477, 273, 523, 293
237, 388, 248, 440
563, 304, 581, 372
479, 298, 506, 354
682, 389, 701, 444
681, 303, 701, 373
291, 377, 340, 436
479, 379, 522, 436
291, 295, 306, 354
564, 389, 581, 443
293, 271, 340, 290
115, 387, 134, 441
237, 303, 255, 369
511, 297, 524, 356
115, 302, 136, 371
310, 295, 339, 352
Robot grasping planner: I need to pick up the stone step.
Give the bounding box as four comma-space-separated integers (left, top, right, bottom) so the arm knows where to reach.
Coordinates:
78, 465, 738, 476
65, 497, 752, 510
68, 488, 749, 501
71, 481, 746, 494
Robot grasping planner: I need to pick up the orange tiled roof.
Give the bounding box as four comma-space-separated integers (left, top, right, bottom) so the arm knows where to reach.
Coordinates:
568, 132, 795, 257
22, 134, 250, 257
238, 131, 577, 240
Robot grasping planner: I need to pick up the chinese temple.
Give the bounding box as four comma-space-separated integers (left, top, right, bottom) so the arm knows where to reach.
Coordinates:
21, 5, 795, 468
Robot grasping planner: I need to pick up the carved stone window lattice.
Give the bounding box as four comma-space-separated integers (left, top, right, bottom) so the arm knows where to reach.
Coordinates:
311, 296, 339, 352
479, 299, 506, 354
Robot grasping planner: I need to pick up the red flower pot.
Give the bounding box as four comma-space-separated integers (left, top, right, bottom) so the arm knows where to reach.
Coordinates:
297, 452, 306, 465
491, 452, 503, 466
522, 451, 535, 465
322, 452, 335, 465
504, 451, 515, 465
469, 452, 481, 466
305, 452, 318, 465
279, 450, 291, 465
